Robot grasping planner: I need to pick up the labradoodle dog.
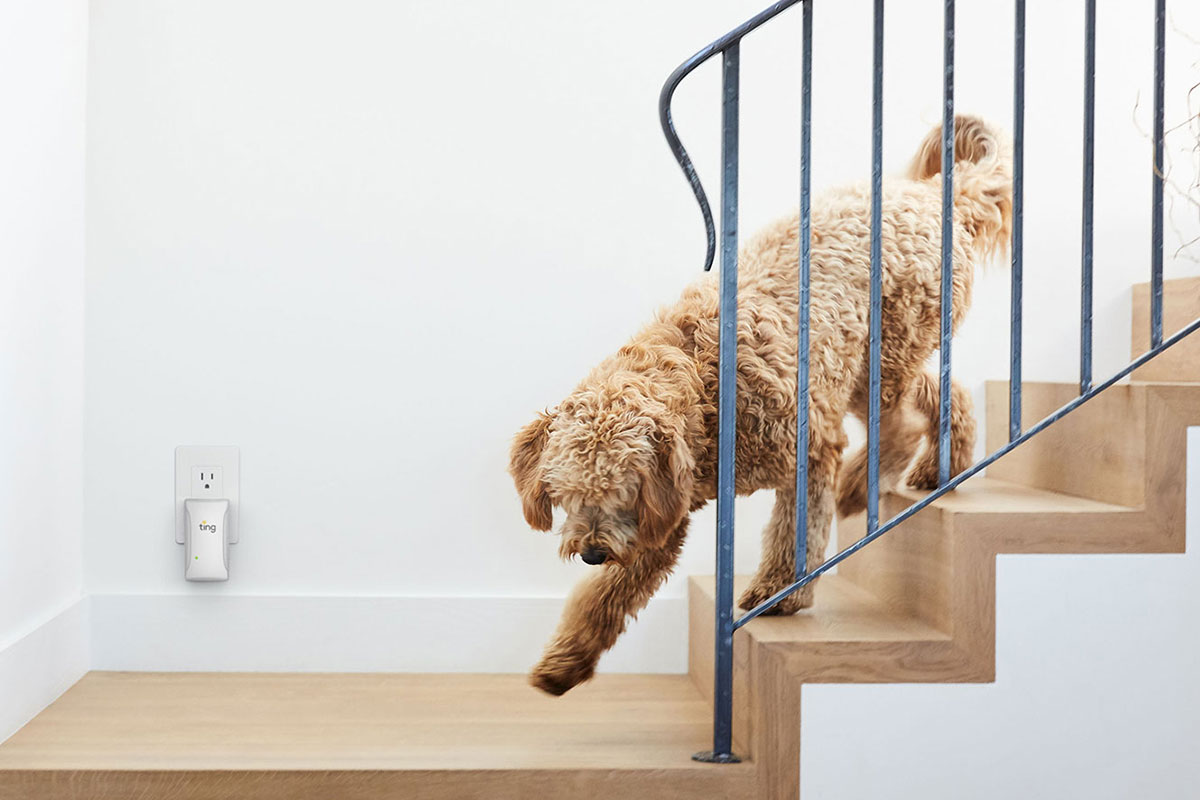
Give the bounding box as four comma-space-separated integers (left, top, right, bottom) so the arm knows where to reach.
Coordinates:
510, 115, 1012, 696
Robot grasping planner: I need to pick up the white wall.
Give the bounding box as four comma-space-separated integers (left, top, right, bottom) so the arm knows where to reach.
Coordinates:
0, 0, 89, 740
84, 0, 1198, 668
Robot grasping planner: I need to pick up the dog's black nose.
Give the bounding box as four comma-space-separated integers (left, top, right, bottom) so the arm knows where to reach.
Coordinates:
580, 547, 608, 565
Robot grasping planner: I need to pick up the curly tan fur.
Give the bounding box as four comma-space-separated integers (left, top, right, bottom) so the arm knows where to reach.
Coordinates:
511, 116, 1012, 696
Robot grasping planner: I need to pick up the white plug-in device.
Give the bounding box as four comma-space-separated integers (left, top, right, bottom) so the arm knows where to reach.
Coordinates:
175, 446, 240, 582
185, 498, 230, 580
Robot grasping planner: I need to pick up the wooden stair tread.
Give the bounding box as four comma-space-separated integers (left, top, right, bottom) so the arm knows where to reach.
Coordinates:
0, 672, 754, 778
692, 574, 950, 645
892, 475, 1137, 515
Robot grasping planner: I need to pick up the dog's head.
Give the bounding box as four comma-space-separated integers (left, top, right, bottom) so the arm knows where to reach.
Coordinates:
508, 385, 694, 566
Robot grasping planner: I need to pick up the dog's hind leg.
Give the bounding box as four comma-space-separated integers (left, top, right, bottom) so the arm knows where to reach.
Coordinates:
906, 372, 976, 490
835, 401, 925, 519
738, 430, 842, 615
529, 519, 689, 696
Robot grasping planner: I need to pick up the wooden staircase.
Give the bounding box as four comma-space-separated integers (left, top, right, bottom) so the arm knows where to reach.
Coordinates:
690, 276, 1200, 798
0, 277, 1196, 799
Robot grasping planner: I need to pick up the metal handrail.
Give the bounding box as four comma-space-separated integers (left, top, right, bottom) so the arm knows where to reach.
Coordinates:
659, 0, 1183, 765
659, 0, 803, 274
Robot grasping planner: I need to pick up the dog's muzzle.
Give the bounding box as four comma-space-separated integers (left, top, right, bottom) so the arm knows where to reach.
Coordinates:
580, 547, 608, 565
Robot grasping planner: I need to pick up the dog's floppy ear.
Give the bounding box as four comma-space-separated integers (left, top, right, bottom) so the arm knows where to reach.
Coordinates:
509, 412, 555, 531
636, 428, 694, 549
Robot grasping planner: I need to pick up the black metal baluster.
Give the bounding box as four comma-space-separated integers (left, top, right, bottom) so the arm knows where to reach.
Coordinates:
939, 0, 956, 484
1151, 0, 1165, 348
1081, 0, 1096, 393
1011, 0, 1026, 441
694, 43, 742, 766
795, 0, 813, 579
867, 0, 884, 534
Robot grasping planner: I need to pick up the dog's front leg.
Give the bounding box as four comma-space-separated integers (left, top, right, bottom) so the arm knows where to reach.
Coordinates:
740, 434, 842, 615
739, 483, 832, 614
530, 519, 688, 696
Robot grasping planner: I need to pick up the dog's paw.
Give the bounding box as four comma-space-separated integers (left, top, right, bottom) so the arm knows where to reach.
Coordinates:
737, 577, 813, 616
907, 452, 941, 490
529, 650, 596, 697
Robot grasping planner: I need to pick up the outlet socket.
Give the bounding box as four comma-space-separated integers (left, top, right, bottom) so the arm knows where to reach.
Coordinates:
191, 466, 224, 498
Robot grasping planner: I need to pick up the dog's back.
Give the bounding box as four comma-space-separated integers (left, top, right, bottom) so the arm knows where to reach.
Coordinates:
689, 115, 1012, 465
734, 115, 1012, 335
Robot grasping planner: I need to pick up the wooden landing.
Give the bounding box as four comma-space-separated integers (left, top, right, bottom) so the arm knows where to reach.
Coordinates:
0, 672, 755, 800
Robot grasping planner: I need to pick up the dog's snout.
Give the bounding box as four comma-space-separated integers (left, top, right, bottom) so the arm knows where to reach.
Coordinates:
580, 547, 608, 566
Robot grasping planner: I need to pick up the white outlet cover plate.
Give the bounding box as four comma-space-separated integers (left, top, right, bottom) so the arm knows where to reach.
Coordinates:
175, 446, 239, 545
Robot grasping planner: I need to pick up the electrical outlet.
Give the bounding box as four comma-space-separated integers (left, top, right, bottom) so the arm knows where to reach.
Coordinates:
191, 466, 224, 498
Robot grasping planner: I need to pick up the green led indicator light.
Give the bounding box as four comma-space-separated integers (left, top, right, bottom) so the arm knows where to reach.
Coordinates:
194, 556, 199, 560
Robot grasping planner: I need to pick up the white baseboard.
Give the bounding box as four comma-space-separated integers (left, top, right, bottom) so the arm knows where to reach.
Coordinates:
0, 598, 90, 743
90, 593, 687, 674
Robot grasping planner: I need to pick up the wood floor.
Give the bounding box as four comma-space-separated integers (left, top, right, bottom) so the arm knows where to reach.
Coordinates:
0, 672, 755, 799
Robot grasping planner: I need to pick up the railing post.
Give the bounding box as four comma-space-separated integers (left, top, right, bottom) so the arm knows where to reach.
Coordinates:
938, 0, 956, 485
866, 0, 884, 536
1010, 0, 1025, 442
795, 0, 813, 579
694, 42, 741, 766
1151, 0, 1165, 348
1080, 0, 1096, 393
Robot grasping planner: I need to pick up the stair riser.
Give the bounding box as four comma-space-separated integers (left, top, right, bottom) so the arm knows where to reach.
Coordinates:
1131, 277, 1200, 382
985, 382, 1146, 507
837, 498, 954, 634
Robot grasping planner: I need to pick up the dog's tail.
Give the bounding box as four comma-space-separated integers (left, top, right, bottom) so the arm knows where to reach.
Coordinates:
907, 115, 1012, 262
